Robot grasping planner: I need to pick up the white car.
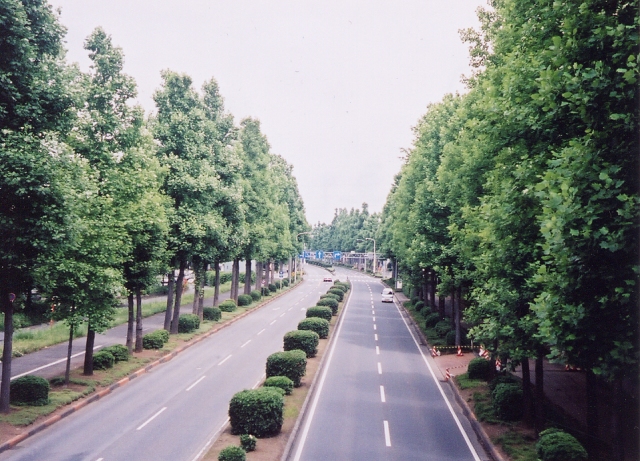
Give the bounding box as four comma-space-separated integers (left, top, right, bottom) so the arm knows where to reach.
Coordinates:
323, 276, 333, 282
381, 288, 394, 303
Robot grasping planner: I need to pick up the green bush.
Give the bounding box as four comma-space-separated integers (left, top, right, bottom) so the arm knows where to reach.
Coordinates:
268, 283, 277, 292
237, 294, 252, 307
92, 350, 115, 370
203, 307, 222, 321
218, 445, 246, 461
316, 298, 339, 314
275, 280, 281, 289
425, 313, 441, 328
229, 387, 284, 437
536, 430, 588, 461
328, 288, 344, 301
492, 383, 523, 421
261, 287, 270, 296
10, 375, 49, 406
488, 373, 521, 392
266, 350, 307, 387
283, 330, 319, 358
282, 279, 289, 287
411, 296, 420, 305
414, 300, 425, 312
219, 299, 237, 312
468, 357, 493, 380
320, 293, 339, 301
102, 344, 129, 362
178, 314, 200, 333
306, 306, 333, 322
143, 329, 169, 349
239, 434, 257, 452
263, 375, 294, 395
434, 320, 452, 337
298, 317, 330, 339
331, 284, 347, 293
250, 290, 262, 301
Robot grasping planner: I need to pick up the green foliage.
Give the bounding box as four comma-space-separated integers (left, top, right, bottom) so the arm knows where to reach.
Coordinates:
414, 301, 425, 312
10, 376, 50, 406
488, 373, 521, 392
239, 434, 257, 452
320, 293, 339, 301
274, 281, 281, 289
434, 320, 452, 337
467, 358, 492, 381
536, 430, 588, 461
282, 279, 289, 287
327, 288, 344, 301
492, 383, 523, 421
229, 387, 284, 437
142, 330, 169, 349
102, 344, 129, 362
237, 294, 252, 307
283, 330, 319, 358
92, 350, 115, 370
218, 445, 246, 461
424, 313, 441, 328
203, 307, 222, 321
263, 376, 294, 395
331, 284, 347, 293
305, 306, 333, 322
265, 350, 307, 387
178, 314, 200, 333
298, 317, 330, 339
316, 297, 338, 313
219, 300, 237, 312
261, 287, 270, 296
250, 290, 262, 302
268, 283, 277, 293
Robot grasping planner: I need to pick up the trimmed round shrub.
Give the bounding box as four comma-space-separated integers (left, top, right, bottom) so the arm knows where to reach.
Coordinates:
435, 320, 452, 337
445, 329, 469, 346
203, 307, 222, 321
328, 288, 344, 301
102, 344, 129, 362
10, 375, 49, 406
489, 373, 521, 392
425, 313, 441, 328
492, 383, 523, 421
143, 329, 169, 349
229, 387, 284, 437
237, 294, 252, 307
261, 287, 270, 296
320, 293, 340, 301
266, 350, 307, 387
536, 430, 588, 461
219, 299, 237, 312
275, 280, 282, 289
306, 306, 333, 322
92, 350, 115, 370
468, 357, 493, 380
282, 279, 289, 287
250, 290, 262, 301
331, 284, 347, 293
298, 317, 330, 339
414, 300, 425, 312
239, 434, 257, 452
218, 445, 246, 461
178, 314, 200, 333
263, 375, 294, 395
268, 283, 277, 293
316, 298, 339, 314
411, 296, 420, 305
284, 330, 319, 358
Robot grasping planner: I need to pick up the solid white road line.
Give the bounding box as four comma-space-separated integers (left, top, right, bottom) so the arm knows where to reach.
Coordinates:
186, 376, 206, 391
241, 340, 251, 348
380, 386, 386, 402
218, 355, 232, 366
137, 407, 166, 431
378, 362, 382, 374
11, 346, 103, 381
384, 421, 391, 447
191, 418, 229, 461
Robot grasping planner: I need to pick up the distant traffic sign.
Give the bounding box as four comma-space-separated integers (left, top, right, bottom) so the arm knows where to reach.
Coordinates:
316, 250, 324, 259
333, 251, 342, 260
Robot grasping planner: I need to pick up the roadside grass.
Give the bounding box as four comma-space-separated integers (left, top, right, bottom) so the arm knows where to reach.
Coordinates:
401, 301, 447, 347
0, 281, 299, 438
495, 431, 538, 461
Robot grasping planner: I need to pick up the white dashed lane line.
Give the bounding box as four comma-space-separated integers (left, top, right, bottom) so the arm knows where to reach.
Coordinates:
380, 386, 386, 403
137, 407, 166, 431
218, 355, 232, 365
186, 376, 206, 391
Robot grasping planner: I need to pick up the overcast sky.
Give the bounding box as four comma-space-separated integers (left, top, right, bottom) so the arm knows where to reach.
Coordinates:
48, 0, 485, 225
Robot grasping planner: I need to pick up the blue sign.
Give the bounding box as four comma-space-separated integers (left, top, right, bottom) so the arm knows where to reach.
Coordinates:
316, 250, 324, 259
333, 251, 342, 260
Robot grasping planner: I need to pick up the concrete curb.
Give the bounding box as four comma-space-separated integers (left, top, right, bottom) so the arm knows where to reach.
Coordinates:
0, 281, 304, 455
280, 278, 352, 461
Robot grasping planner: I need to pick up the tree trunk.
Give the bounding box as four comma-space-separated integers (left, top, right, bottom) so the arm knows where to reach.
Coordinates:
126, 291, 134, 353
0, 294, 14, 412
611, 379, 624, 461
197, 274, 205, 320
192, 263, 200, 315
422, 270, 428, 303
135, 287, 143, 353
521, 358, 533, 426
430, 272, 437, 310
232, 258, 240, 302
244, 258, 252, 295
230, 260, 237, 302
455, 286, 462, 346
535, 354, 545, 434
170, 259, 187, 334
83, 326, 95, 375
438, 288, 445, 318
255, 261, 262, 292
65, 320, 74, 385
270, 260, 275, 284
288, 257, 292, 287
213, 262, 220, 306
586, 370, 600, 458
164, 271, 175, 331
450, 286, 455, 324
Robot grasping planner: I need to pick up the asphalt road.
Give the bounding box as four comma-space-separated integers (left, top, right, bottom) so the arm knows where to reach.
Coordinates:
0, 264, 331, 461
287, 268, 490, 461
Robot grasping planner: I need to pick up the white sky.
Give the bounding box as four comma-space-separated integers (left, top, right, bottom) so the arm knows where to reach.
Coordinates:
49, 0, 485, 225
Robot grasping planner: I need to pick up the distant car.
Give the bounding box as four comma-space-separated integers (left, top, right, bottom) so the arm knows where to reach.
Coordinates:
381, 288, 394, 303
323, 276, 333, 282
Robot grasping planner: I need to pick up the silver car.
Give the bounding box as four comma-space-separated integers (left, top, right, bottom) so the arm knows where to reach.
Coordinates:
381, 288, 394, 303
